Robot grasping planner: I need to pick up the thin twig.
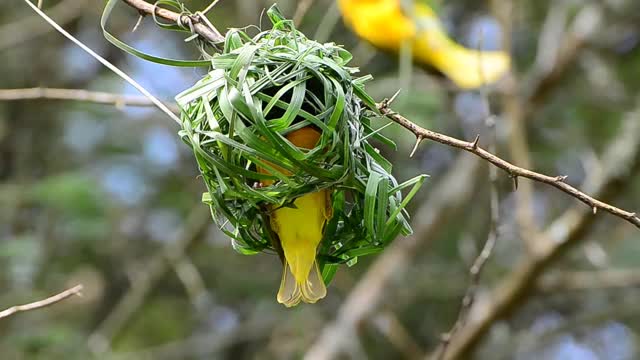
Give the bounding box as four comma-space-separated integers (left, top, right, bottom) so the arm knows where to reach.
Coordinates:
23, 0, 182, 125
305, 154, 483, 360
0, 87, 179, 112
531, 0, 570, 77
539, 269, 640, 292
491, 0, 542, 253
436, 35, 501, 359
87, 208, 211, 355
502, 297, 640, 359
438, 105, 640, 359
166, 247, 210, 311
438, 155, 499, 357
432, 6, 610, 357
312, 1, 341, 44
200, 0, 222, 16
371, 310, 424, 360
525, 4, 602, 110
120, 0, 224, 43
0, 0, 88, 51
293, 0, 315, 26
377, 102, 640, 230
0, 285, 83, 319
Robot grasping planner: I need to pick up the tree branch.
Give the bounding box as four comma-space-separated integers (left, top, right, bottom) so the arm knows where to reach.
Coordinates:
293, 0, 315, 26
0, 87, 179, 112
0, 285, 83, 319
23, 0, 182, 124
491, 0, 542, 253
0, 0, 88, 51
525, 3, 602, 109
88, 208, 211, 355
436, 41, 502, 357
436, 104, 640, 359
119, 0, 224, 43
539, 268, 640, 292
305, 154, 483, 360
377, 101, 640, 230
371, 310, 424, 360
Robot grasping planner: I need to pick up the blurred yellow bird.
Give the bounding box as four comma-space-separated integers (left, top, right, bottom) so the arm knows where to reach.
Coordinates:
338, 0, 511, 89
258, 127, 331, 307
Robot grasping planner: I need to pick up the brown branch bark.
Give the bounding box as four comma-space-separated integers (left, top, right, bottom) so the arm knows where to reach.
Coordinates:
435, 104, 640, 359
119, 0, 224, 43
430, 4, 611, 357
436, 46, 502, 357
491, 0, 542, 253
305, 154, 483, 359
0, 285, 83, 319
503, 81, 542, 252
377, 101, 640, 230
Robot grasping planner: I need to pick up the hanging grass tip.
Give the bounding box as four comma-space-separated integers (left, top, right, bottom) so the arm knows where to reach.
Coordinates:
176, 4, 426, 305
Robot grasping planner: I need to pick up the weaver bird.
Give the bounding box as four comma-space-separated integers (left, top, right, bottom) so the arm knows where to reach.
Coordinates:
338, 0, 510, 89
258, 127, 331, 307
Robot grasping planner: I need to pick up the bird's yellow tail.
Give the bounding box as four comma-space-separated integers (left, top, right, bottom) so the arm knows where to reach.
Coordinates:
258, 127, 331, 307
278, 259, 327, 307
272, 190, 329, 307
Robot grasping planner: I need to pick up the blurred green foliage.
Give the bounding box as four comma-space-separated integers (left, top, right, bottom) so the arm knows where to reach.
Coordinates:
1, 0, 640, 359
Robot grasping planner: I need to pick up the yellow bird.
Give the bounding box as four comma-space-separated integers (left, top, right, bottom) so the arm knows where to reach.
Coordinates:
338, 0, 511, 89
258, 127, 331, 307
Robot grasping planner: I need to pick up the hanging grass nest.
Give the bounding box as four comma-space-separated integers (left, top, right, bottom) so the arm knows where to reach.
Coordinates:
176, 5, 425, 283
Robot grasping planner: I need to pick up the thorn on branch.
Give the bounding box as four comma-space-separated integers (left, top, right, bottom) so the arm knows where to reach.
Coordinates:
132, 15, 144, 32
373, 72, 640, 232
410, 136, 423, 158
593, 206, 598, 214
388, 89, 402, 105
471, 135, 480, 149
377, 90, 402, 114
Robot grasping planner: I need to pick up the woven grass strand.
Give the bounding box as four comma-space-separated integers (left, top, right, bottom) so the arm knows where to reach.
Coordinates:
176, 5, 426, 283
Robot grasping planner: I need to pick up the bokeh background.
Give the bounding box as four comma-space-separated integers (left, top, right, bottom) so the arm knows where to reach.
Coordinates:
2, 0, 640, 359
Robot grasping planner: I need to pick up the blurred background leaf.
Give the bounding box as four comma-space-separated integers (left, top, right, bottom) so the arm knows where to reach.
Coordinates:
1, 0, 640, 359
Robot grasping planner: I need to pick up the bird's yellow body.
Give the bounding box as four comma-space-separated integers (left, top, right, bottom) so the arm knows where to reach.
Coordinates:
338, 0, 510, 89
259, 127, 330, 307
